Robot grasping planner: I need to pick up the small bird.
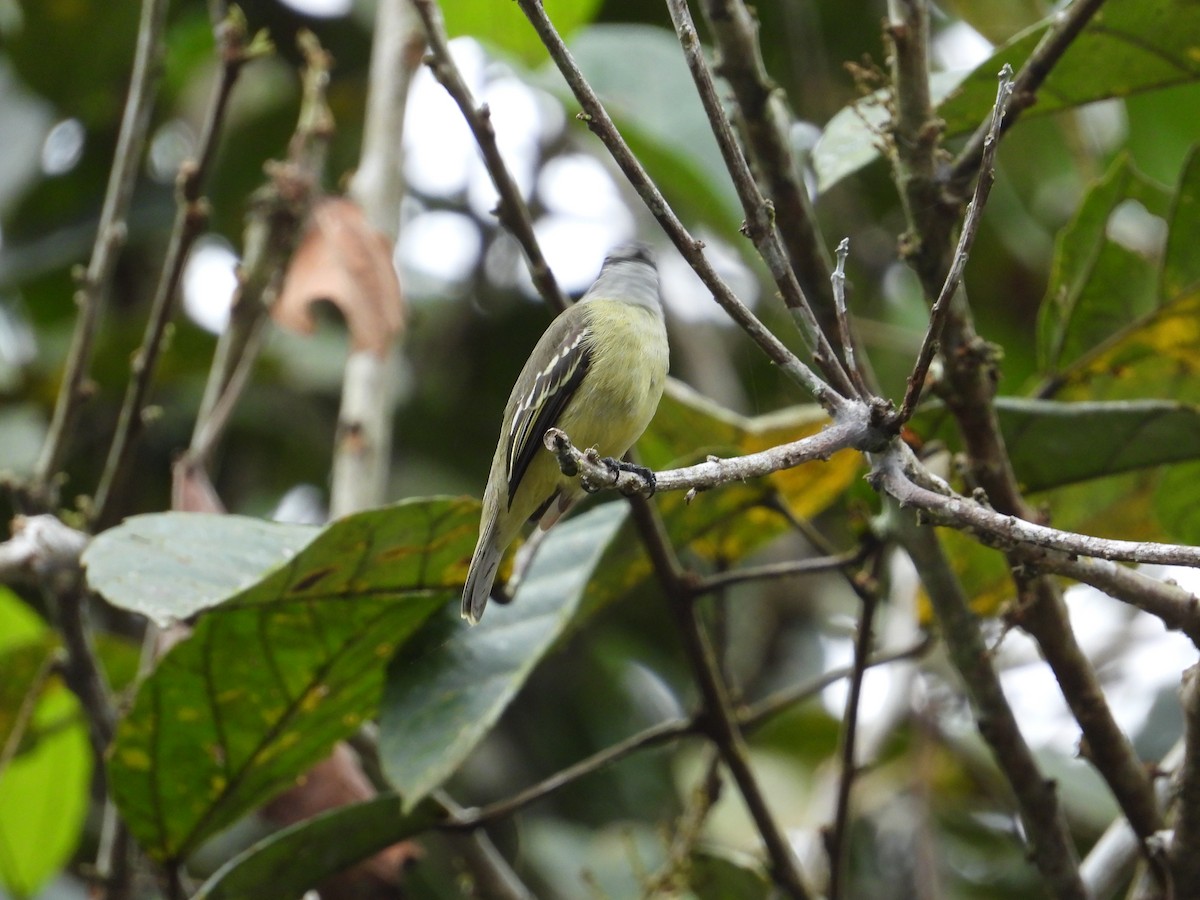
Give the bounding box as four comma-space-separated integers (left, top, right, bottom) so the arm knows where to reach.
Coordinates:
462, 241, 670, 623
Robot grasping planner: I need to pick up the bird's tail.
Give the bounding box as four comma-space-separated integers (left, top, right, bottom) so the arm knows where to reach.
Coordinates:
462, 524, 502, 625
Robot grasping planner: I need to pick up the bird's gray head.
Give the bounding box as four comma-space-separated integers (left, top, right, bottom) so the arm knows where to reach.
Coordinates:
586, 241, 661, 310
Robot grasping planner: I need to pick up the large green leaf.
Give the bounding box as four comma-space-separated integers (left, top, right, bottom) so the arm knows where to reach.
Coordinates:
814, 0, 1200, 191
379, 501, 628, 810
193, 795, 438, 900
996, 398, 1200, 493
103, 498, 478, 862
1037, 154, 1169, 375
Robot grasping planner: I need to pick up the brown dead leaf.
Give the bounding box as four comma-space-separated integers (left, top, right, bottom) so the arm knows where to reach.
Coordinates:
171, 456, 226, 514
274, 197, 405, 356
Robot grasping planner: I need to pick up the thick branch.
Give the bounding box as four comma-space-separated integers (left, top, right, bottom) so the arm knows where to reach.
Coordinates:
876, 449, 1200, 569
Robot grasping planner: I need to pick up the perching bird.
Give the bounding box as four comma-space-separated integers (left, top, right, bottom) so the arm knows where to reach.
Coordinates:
461, 241, 670, 623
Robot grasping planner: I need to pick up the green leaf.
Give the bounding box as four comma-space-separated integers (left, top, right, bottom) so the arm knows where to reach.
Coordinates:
995, 398, 1200, 492
106, 498, 478, 862
814, 0, 1200, 191
84, 513, 317, 625
445, 0, 602, 67
0, 595, 91, 900
1037, 154, 1169, 375
379, 501, 628, 810
193, 795, 439, 900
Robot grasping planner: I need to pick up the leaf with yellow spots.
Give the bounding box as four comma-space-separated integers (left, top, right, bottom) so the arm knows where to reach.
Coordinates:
91, 498, 479, 863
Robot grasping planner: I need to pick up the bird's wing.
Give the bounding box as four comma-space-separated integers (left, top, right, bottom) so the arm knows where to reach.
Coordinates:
505, 315, 593, 507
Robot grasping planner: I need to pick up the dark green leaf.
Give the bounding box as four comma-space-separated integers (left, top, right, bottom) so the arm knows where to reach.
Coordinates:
107, 498, 477, 862
193, 794, 439, 900
379, 501, 627, 810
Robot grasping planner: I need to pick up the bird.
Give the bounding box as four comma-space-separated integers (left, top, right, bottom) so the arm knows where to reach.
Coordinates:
461, 241, 670, 624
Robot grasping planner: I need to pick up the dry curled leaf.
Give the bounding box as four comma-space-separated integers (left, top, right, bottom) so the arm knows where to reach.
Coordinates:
274, 198, 405, 356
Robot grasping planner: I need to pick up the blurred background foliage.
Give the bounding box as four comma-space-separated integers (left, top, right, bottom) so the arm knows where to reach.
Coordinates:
4, 0, 1200, 897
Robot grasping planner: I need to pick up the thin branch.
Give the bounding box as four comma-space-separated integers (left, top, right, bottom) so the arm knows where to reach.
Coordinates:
948, 0, 1111, 188
696, 0, 841, 332
442, 636, 931, 833
413, 0, 568, 314
31, 0, 169, 505
93, 10, 263, 525
690, 547, 865, 595
830, 239, 869, 399
626, 495, 814, 900
875, 447, 1200, 570
664, 0, 856, 398
514, 0, 843, 412
49, 583, 115, 759
896, 65, 1013, 424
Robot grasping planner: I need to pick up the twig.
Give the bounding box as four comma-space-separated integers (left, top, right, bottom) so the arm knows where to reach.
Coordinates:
696, 0, 842, 334
664, 0, 856, 398
514, 0, 843, 412
690, 547, 865, 595
412, 0, 568, 313
31, 0, 169, 506
93, 10, 264, 525
948, 0, 1111, 189
886, 503, 1087, 899
626, 495, 814, 899
829, 239, 869, 399
896, 65, 1013, 423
